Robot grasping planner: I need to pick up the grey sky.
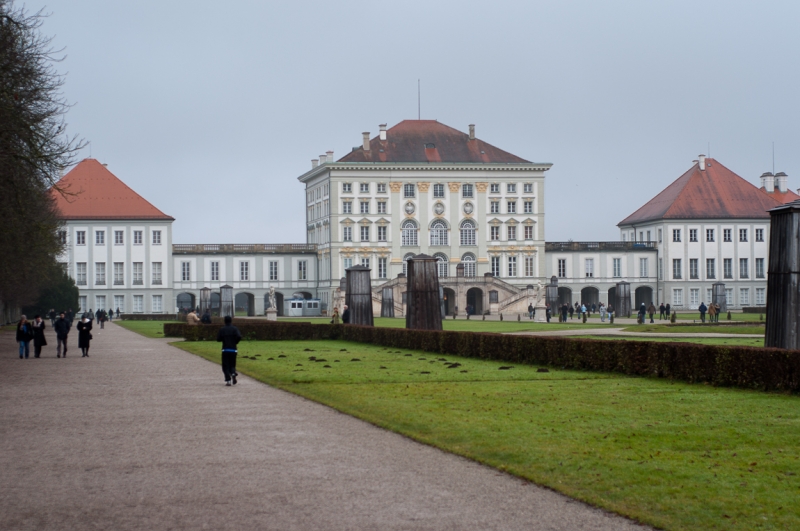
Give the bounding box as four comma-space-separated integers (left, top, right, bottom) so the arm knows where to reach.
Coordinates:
31, 0, 800, 244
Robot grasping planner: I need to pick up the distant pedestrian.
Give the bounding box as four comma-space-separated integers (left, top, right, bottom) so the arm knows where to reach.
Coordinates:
714, 303, 721, 322
77, 316, 93, 357
201, 309, 212, 324
331, 307, 340, 324
545, 304, 551, 322
528, 303, 534, 320
216, 315, 242, 386
659, 303, 666, 320
600, 303, 607, 322
108, 309, 113, 322
708, 303, 717, 323
698, 302, 708, 323
560, 303, 568, 322
591, 303, 596, 314
647, 303, 656, 323
48, 309, 56, 326
665, 304, 671, 319
638, 303, 646, 324
341, 305, 350, 324
607, 304, 615, 322
116, 308, 121, 319
186, 310, 201, 326
568, 304, 574, 320
54, 312, 71, 358
16, 315, 33, 359
31, 315, 47, 358
66, 309, 74, 325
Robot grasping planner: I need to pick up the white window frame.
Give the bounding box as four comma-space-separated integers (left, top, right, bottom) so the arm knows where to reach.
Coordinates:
211, 261, 220, 281
152, 262, 162, 285
240, 261, 250, 281
462, 184, 474, 198
433, 183, 445, 198
673, 289, 683, 306
507, 256, 517, 277
640, 257, 648, 278
585, 258, 594, 278
378, 257, 387, 279
76, 231, 86, 245
95, 262, 106, 285
114, 231, 124, 245
558, 259, 567, 278
430, 221, 448, 246
181, 261, 191, 282
298, 260, 308, 281
613, 258, 621, 278
360, 226, 370, 242
152, 230, 162, 245
268, 261, 278, 281
343, 226, 352, 242
95, 231, 105, 245
523, 183, 533, 193
377, 225, 387, 242
403, 183, 415, 198
133, 295, 144, 313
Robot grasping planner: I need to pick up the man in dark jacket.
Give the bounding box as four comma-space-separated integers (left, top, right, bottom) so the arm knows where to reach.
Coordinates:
341, 305, 350, 324
527, 303, 534, 320
698, 302, 708, 323
216, 316, 242, 386
54, 312, 71, 358
32, 315, 47, 358
659, 303, 666, 320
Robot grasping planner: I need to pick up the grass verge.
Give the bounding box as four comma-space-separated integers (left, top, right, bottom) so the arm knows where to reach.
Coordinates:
176, 338, 800, 531
116, 320, 179, 338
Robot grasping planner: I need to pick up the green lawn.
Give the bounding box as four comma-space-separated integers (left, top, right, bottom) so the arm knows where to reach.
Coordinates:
279, 316, 624, 333
176, 338, 800, 531
623, 324, 765, 335
116, 320, 179, 338
573, 335, 765, 347
672, 312, 764, 323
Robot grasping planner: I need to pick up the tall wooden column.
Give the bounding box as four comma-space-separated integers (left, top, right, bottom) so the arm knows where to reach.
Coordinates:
405, 254, 443, 330
712, 282, 727, 313
381, 287, 395, 318
345, 265, 374, 326
765, 200, 800, 349
615, 281, 631, 318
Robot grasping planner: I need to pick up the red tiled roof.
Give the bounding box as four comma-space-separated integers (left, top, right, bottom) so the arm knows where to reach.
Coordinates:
619, 158, 783, 226
337, 120, 530, 164
51, 159, 173, 220
761, 187, 800, 204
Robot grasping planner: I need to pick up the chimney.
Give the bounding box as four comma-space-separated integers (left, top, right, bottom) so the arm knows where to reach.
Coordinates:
775, 172, 788, 193
761, 172, 775, 193
362, 132, 370, 151
379, 124, 387, 141
469, 124, 475, 140
698, 154, 706, 171
326, 150, 334, 162
312, 159, 319, 169
319, 154, 327, 164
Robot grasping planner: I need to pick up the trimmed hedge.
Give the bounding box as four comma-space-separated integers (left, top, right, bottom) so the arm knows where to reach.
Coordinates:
122, 313, 181, 321
163, 322, 800, 393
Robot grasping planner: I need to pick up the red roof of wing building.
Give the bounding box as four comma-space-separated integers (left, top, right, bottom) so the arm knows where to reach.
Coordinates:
761, 187, 800, 204
337, 120, 531, 164
51, 159, 173, 220
618, 158, 784, 226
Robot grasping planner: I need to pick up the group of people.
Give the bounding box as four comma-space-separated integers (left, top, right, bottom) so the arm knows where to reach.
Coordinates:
330, 305, 349, 324
557, 302, 615, 323
697, 302, 722, 323
16, 309, 96, 359
185, 309, 213, 325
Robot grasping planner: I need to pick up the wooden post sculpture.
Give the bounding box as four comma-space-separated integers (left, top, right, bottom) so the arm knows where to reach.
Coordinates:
712, 282, 727, 313
615, 281, 631, 318
546, 276, 559, 310
345, 265, 374, 326
405, 254, 443, 330
219, 285, 234, 318
381, 286, 395, 318
765, 199, 800, 349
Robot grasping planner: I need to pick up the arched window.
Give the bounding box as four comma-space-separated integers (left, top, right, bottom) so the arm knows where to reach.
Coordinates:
460, 220, 476, 246
430, 220, 448, 246
434, 253, 449, 278
461, 253, 476, 277
402, 253, 415, 276
401, 220, 418, 247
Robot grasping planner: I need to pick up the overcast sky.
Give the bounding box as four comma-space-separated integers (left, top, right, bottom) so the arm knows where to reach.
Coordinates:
30, 0, 800, 243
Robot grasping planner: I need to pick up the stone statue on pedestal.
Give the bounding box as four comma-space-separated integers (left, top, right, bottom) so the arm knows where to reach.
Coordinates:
268, 286, 277, 309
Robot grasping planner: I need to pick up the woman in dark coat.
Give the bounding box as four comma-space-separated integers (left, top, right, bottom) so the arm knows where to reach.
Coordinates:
77, 316, 93, 357
31, 315, 47, 358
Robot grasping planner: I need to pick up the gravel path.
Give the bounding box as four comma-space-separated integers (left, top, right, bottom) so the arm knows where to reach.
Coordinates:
0, 322, 648, 530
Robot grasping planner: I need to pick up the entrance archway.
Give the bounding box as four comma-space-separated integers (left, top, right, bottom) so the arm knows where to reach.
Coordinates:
292, 291, 313, 299
635, 286, 654, 309
210, 293, 221, 315
235, 292, 255, 316
275, 292, 284, 316
176, 292, 195, 311
443, 287, 456, 316
580, 287, 600, 307
466, 287, 483, 315
607, 287, 616, 309
557, 287, 572, 307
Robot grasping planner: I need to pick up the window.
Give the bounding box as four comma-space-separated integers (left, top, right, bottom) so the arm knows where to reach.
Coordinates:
490, 183, 500, 193
95, 262, 106, 285
723, 229, 732, 242
508, 256, 517, 277
490, 226, 500, 241
525, 256, 535, 277
432, 183, 445, 198
491, 256, 500, 276
434, 254, 448, 278
377, 201, 386, 214
152, 295, 163, 313
430, 221, 448, 246
507, 201, 516, 214
378, 257, 387, 279
639, 232, 643, 242
402, 254, 414, 276
585, 258, 594, 278
342, 201, 352, 214
507, 183, 516, 193
268, 261, 278, 281
672, 259, 682, 279
613, 258, 621, 278
152, 230, 161, 245
181, 262, 191, 281
76, 231, 86, 245
96, 231, 105, 245
707, 288, 713, 303
739, 228, 748, 242
57, 230, 67, 245
755, 258, 765, 278
756, 288, 766, 306
377, 183, 386, 193
524, 200, 533, 214
298, 260, 308, 280
377, 225, 387, 241
524, 225, 533, 240
398, 220, 418, 246
95, 295, 106, 312
133, 262, 143, 285
706, 229, 714, 242
76, 262, 87, 285
646, 230, 651, 242
462, 254, 476, 277
114, 230, 124, 245
689, 258, 698, 279
740, 288, 750, 306
462, 184, 473, 198
726, 288, 734, 306
360, 201, 369, 214
79, 295, 87, 312
739, 258, 748, 278
755, 228, 764, 242
343, 258, 353, 271
488, 290, 498, 303
240, 261, 250, 281
490, 201, 500, 214
343, 226, 352, 242
342, 183, 352, 193
558, 259, 567, 278
133, 295, 144, 313
690, 288, 699, 307
706, 258, 716, 279
659, 258, 663, 280
403, 183, 415, 198
723, 258, 732, 278
640, 258, 649, 278
114, 295, 124, 312
689, 229, 698, 242
507, 226, 516, 241
114, 262, 124, 285
672, 229, 681, 242
360, 183, 369, 193
524, 183, 533, 193
658, 229, 662, 243
673, 289, 683, 306
360, 226, 369, 242
460, 220, 476, 246
360, 257, 370, 268
133, 230, 142, 245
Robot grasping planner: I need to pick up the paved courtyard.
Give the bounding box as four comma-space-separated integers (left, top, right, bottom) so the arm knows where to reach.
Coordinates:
0, 322, 647, 530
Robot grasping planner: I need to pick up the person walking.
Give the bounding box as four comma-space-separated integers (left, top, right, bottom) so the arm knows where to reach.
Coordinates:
607, 303, 615, 322
714, 302, 721, 322
708, 302, 717, 323
66, 308, 74, 326
77, 315, 93, 357
568, 304, 574, 320
527, 303, 534, 320
560, 303, 568, 322
216, 316, 242, 386
54, 312, 71, 358
545, 304, 551, 322
698, 302, 708, 323
16, 316, 33, 359
108, 309, 113, 322
99, 309, 107, 329
637, 303, 646, 324
331, 307, 340, 324
341, 305, 350, 324
647, 303, 656, 323
31, 315, 47, 358
659, 303, 666, 320
665, 303, 671, 320
95, 308, 102, 327
600, 303, 607, 322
